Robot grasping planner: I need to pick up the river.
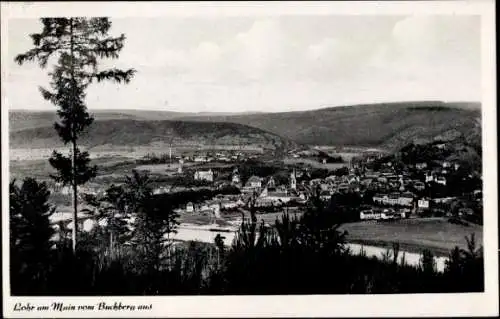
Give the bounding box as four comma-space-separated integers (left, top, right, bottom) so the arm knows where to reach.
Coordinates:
172, 223, 447, 272
53, 215, 448, 272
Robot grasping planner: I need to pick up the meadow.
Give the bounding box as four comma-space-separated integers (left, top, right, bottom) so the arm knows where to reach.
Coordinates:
340, 217, 483, 257
283, 157, 349, 170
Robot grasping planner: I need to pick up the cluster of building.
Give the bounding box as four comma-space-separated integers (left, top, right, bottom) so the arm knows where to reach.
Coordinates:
180, 194, 246, 218
160, 148, 474, 221
47, 139, 481, 227
178, 169, 307, 218
183, 150, 259, 164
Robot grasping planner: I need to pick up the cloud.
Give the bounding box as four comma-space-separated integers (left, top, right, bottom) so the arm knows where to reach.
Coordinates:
366, 15, 480, 100
371, 15, 480, 71
7, 16, 482, 112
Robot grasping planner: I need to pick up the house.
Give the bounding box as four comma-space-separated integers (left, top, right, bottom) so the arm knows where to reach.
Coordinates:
220, 199, 239, 210
387, 193, 399, 206
260, 188, 296, 204
194, 169, 214, 182
373, 193, 401, 206
398, 192, 414, 207
416, 162, 428, 170
413, 181, 425, 191
255, 197, 276, 207
319, 190, 331, 202
425, 173, 435, 183
186, 202, 194, 213
417, 198, 430, 210
435, 176, 447, 186
360, 210, 381, 220
338, 183, 349, 193
373, 194, 387, 205
458, 207, 474, 217
381, 208, 397, 219
194, 156, 208, 163
246, 175, 263, 188
153, 186, 170, 194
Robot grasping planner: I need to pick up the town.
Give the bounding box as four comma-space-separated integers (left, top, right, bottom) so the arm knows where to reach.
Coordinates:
46, 139, 483, 236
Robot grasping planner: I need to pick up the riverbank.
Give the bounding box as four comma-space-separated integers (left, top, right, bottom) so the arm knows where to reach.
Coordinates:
340, 218, 482, 258
172, 223, 449, 272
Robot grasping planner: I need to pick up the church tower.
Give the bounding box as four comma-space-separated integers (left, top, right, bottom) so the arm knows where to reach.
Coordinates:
399, 175, 405, 192
178, 159, 183, 174
290, 169, 297, 190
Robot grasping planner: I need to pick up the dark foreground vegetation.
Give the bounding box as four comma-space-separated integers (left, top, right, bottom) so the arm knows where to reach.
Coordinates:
10, 175, 484, 296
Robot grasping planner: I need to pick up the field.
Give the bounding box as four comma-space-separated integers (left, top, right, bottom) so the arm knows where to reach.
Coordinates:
177, 212, 480, 257
283, 157, 348, 170
340, 218, 483, 257
10, 156, 138, 181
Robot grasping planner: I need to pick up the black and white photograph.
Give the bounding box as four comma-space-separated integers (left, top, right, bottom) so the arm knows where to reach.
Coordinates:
2, 1, 497, 318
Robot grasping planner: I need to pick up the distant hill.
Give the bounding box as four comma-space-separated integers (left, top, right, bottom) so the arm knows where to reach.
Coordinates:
8, 110, 184, 132
9, 119, 295, 151
176, 101, 481, 150
9, 101, 481, 150
8, 109, 264, 132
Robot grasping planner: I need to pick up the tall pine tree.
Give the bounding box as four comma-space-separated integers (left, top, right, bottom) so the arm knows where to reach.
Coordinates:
15, 18, 135, 252
10, 178, 55, 294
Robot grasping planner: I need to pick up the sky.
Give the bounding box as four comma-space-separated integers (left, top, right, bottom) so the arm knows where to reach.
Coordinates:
6, 15, 481, 112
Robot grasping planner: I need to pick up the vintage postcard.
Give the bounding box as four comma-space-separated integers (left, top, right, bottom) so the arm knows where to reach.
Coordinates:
1, 1, 498, 318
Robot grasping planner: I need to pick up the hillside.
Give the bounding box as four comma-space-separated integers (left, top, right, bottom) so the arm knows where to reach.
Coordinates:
177, 101, 481, 150
8, 109, 264, 132
9, 110, 184, 132
9, 101, 481, 150
9, 119, 295, 151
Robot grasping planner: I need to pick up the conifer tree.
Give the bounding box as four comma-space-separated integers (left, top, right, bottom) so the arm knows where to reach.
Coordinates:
10, 178, 55, 294
15, 18, 135, 252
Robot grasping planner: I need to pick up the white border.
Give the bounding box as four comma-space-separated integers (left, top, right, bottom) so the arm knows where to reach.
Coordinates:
2, 1, 498, 317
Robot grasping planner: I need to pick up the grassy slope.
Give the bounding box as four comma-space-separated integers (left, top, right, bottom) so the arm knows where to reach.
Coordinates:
340, 218, 483, 257
8, 109, 265, 132
177, 101, 481, 150
9, 119, 294, 150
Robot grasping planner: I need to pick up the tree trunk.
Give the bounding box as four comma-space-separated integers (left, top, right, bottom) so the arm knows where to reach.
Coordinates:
69, 18, 78, 254
110, 230, 114, 257
72, 141, 78, 253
